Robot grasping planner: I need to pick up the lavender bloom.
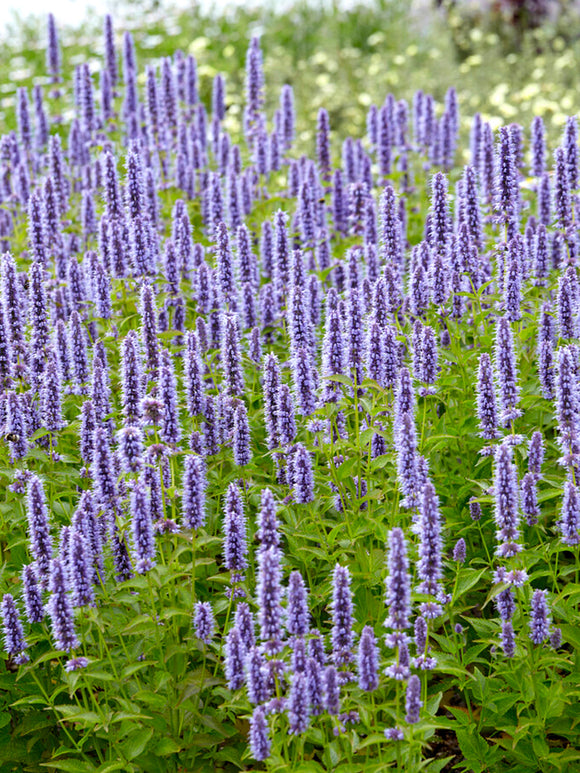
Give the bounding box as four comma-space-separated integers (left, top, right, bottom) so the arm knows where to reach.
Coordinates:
496, 588, 516, 621
405, 675, 422, 724
131, 476, 155, 573
453, 538, 466, 563
235, 602, 256, 651
529, 589, 550, 645
181, 455, 207, 529
530, 116, 545, 177
554, 146, 572, 233
288, 672, 310, 734
249, 706, 270, 761
69, 531, 95, 607
331, 564, 354, 666
6, 392, 28, 461
26, 476, 52, 586
223, 482, 248, 580
323, 665, 341, 715
159, 349, 181, 445
221, 313, 244, 396
21, 564, 44, 623
1, 594, 28, 662
550, 628, 562, 649
385, 527, 411, 631
476, 353, 500, 440
245, 647, 269, 705
41, 352, 66, 433
233, 402, 252, 466
120, 332, 143, 424
469, 499, 482, 521
117, 426, 143, 473
503, 254, 522, 322
257, 546, 284, 654
276, 384, 297, 446
564, 116, 578, 190
47, 558, 79, 652
495, 316, 521, 425
317, 108, 331, 182
245, 37, 264, 133
184, 330, 203, 416
320, 303, 346, 404
287, 571, 309, 636
193, 601, 215, 644
280, 84, 295, 152
538, 338, 555, 400
357, 626, 379, 691
292, 347, 317, 416
538, 173, 551, 226
558, 269, 577, 340
46, 12, 61, 83
384, 728, 405, 741
495, 126, 518, 225
215, 221, 237, 308
417, 481, 443, 596
521, 472, 540, 526
493, 445, 521, 557
293, 443, 315, 504
528, 431, 544, 478
140, 283, 160, 377
556, 346, 580, 454
557, 481, 580, 546
500, 621, 516, 658
225, 626, 246, 690
396, 412, 419, 508
385, 640, 411, 680
256, 489, 280, 554
430, 172, 449, 256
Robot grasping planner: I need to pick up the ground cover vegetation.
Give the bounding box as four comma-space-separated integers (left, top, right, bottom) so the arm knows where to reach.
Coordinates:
0, 4, 579, 772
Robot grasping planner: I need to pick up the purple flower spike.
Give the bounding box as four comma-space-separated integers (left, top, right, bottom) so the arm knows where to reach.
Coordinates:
221, 313, 244, 396
22, 564, 44, 623
26, 476, 53, 587
182, 454, 207, 530
529, 589, 550, 645
385, 527, 411, 631
249, 706, 270, 761
417, 481, 443, 597
493, 445, 521, 557
69, 531, 95, 608
287, 571, 310, 637
1, 594, 28, 662
233, 402, 252, 466
557, 481, 580, 546
288, 672, 310, 734
225, 626, 246, 690
131, 476, 156, 574
223, 482, 248, 582
357, 626, 379, 691
495, 316, 521, 426
331, 564, 354, 666
293, 443, 315, 503
257, 546, 284, 655
405, 675, 422, 724
477, 353, 500, 440
323, 665, 341, 715
193, 601, 215, 644
453, 538, 466, 563
47, 558, 79, 652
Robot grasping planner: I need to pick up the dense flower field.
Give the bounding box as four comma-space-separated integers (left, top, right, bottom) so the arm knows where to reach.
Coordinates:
0, 10, 579, 773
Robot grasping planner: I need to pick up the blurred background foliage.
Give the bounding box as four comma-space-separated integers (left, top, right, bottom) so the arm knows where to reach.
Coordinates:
0, 0, 580, 158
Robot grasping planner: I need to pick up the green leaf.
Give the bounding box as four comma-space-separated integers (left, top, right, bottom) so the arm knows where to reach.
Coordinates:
41, 760, 97, 772
154, 737, 182, 755
121, 727, 154, 760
